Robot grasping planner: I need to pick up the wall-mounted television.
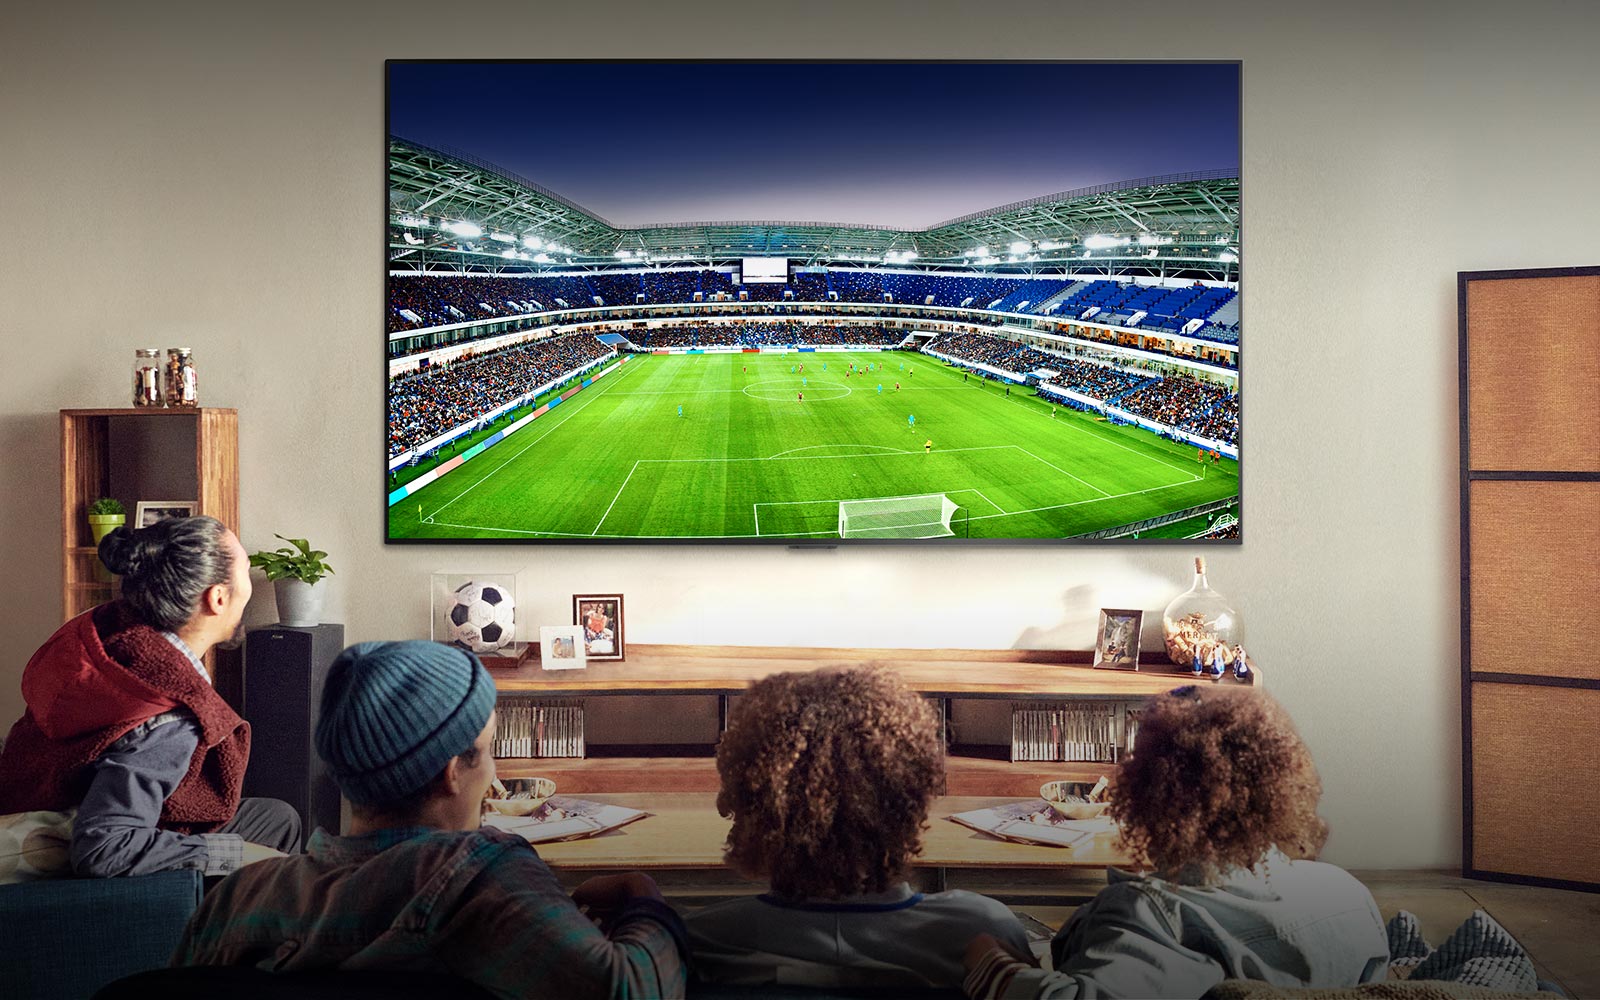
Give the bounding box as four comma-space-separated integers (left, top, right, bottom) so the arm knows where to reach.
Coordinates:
386, 60, 1241, 543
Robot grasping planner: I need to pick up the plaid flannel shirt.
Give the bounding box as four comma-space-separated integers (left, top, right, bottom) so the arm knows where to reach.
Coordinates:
173, 825, 687, 1000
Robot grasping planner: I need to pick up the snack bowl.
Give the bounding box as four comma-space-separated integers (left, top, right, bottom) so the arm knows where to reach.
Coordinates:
1040, 780, 1111, 820
484, 776, 556, 816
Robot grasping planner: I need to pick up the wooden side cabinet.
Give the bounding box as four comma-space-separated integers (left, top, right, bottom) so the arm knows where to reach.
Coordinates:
61, 408, 239, 622
1459, 267, 1600, 892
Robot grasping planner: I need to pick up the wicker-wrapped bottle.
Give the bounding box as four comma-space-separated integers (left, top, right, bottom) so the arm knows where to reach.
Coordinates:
1161, 556, 1244, 672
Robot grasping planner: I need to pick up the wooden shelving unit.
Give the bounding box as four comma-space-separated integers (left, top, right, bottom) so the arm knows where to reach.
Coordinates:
489, 643, 1256, 797
60, 408, 238, 622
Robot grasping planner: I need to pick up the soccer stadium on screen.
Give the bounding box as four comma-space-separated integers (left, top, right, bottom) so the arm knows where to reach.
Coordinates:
385, 62, 1240, 543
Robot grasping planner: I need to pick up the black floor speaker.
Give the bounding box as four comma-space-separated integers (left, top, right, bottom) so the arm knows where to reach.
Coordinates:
241, 623, 345, 847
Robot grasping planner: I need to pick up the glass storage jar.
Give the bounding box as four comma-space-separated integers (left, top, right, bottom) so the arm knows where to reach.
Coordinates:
165, 347, 198, 407
132, 348, 163, 407
1161, 556, 1244, 674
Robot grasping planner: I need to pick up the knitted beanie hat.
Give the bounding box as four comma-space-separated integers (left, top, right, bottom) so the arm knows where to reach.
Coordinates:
315, 640, 496, 806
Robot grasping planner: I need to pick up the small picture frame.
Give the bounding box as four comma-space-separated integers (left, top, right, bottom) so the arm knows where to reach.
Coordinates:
134, 500, 197, 527
1092, 608, 1143, 670
539, 625, 587, 671
572, 594, 625, 661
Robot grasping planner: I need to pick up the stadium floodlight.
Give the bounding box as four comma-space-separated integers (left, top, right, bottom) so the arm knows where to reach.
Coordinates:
489, 232, 516, 244
1083, 234, 1122, 250
402, 232, 422, 245
533, 252, 552, 263
616, 250, 632, 259
522, 235, 542, 249
1218, 251, 1238, 263
500, 249, 516, 259
445, 220, 483, 238
969, 245, 990, 257
1009, 241, 1031, 255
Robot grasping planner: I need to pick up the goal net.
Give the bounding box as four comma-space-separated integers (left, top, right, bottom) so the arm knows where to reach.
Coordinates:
838, 493, 962, 539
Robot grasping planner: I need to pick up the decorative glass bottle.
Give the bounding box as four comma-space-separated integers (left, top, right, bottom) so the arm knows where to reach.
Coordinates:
132, 348, 163, 407
1161, 556, 1244, 673
165, 347, 198, 407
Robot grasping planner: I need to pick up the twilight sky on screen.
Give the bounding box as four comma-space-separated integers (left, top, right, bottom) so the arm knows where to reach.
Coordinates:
389, 62, 1239, 230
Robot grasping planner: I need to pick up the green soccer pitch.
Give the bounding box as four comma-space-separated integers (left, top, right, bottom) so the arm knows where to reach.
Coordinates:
387, 350, 1239, 540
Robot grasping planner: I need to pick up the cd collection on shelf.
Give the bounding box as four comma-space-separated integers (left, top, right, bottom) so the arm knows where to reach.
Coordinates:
493, 697, 585, 758
1010, 701, 1138, 763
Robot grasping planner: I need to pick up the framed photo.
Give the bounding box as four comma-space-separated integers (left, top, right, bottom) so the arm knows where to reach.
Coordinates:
539, 625, 586, 671
572, 594, 625, 661
1092, 608, 1143, 671
134, 500, 196, 527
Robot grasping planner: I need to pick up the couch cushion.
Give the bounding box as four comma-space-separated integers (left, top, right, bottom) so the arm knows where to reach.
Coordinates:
0, 868, 202, 1000
0, 809, 74, 883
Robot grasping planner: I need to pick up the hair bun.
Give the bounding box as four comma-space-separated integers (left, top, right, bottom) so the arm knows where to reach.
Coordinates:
98, 526, 144, 577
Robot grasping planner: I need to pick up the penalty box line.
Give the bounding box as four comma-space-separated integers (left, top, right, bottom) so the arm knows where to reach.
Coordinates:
923, 357, 1203, 482
423, 354, 643, 523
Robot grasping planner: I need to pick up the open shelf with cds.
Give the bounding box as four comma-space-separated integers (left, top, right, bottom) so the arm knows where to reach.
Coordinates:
486, 643, 1257, 797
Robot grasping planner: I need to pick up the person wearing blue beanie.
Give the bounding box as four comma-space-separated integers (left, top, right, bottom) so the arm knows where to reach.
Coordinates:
316, 640, 499, 813
173, 640, 690, 997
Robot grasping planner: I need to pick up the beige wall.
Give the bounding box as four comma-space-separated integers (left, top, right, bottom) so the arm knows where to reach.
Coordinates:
3, 0, 1597, 869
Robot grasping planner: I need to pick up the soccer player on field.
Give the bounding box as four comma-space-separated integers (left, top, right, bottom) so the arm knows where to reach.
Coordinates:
797, 392, 803, 403
895, 382, 901, 391
925, 439, 932, 454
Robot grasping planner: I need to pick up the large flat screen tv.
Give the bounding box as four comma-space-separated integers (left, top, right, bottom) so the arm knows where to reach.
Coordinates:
386, 61, 1241, 543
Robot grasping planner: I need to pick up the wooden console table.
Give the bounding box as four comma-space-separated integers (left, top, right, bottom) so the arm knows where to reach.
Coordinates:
487, 643, 1256, 797
533, 793, 1130, 872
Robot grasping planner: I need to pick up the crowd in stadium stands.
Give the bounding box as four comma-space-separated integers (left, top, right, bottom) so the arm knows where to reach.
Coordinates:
923, 332, 1074, 375
388, 271, 1241, 339
1115, 375, 1238, 444
1200, 519, 1241, 539
387, 334, 612, 458
921, 332, 1241, 445
1039, 359, 1153, 402
627, 323, 905, 348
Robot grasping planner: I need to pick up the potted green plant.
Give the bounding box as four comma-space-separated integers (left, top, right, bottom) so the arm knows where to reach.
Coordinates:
87, 497, 126, 545
249, 534, 335, 627
88, 498, 127, 582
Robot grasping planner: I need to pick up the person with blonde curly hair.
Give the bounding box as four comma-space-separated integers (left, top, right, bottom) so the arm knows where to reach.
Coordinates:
964, 685, 1388, 999
687, 667, 1031, 989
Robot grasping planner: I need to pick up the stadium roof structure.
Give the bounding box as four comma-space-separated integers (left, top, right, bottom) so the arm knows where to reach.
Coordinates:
389, 137, 1239, 281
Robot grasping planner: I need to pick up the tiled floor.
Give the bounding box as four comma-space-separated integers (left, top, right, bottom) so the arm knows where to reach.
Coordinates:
1353, 870, 1600, 999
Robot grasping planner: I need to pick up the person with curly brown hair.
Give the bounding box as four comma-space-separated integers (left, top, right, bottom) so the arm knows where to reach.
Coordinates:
687, 667, 1031, 989
963, 685, 1387, 999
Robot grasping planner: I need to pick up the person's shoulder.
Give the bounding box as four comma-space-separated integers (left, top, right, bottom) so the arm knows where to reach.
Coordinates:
920, 888, 1017, 921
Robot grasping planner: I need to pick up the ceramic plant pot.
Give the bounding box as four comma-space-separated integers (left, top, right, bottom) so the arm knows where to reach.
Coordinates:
273, 578, 325, 627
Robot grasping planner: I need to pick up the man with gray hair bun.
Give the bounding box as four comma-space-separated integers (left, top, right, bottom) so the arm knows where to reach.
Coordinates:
173, 640, 688, 1000
0, 516, 299, 879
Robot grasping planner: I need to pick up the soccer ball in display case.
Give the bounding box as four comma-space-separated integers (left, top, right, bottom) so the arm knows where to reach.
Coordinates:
431, 573, 522, 657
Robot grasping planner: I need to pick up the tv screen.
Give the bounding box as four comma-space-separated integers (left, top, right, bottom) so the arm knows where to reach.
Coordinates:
387, 61, 1241, 543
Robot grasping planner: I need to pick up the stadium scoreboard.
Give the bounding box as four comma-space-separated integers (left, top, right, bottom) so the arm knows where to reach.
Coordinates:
739, 256, 789, 283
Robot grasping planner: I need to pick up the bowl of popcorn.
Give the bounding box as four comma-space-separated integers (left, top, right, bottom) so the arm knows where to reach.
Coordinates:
1040, 777, 1111, 820
484, 777, 556, 816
